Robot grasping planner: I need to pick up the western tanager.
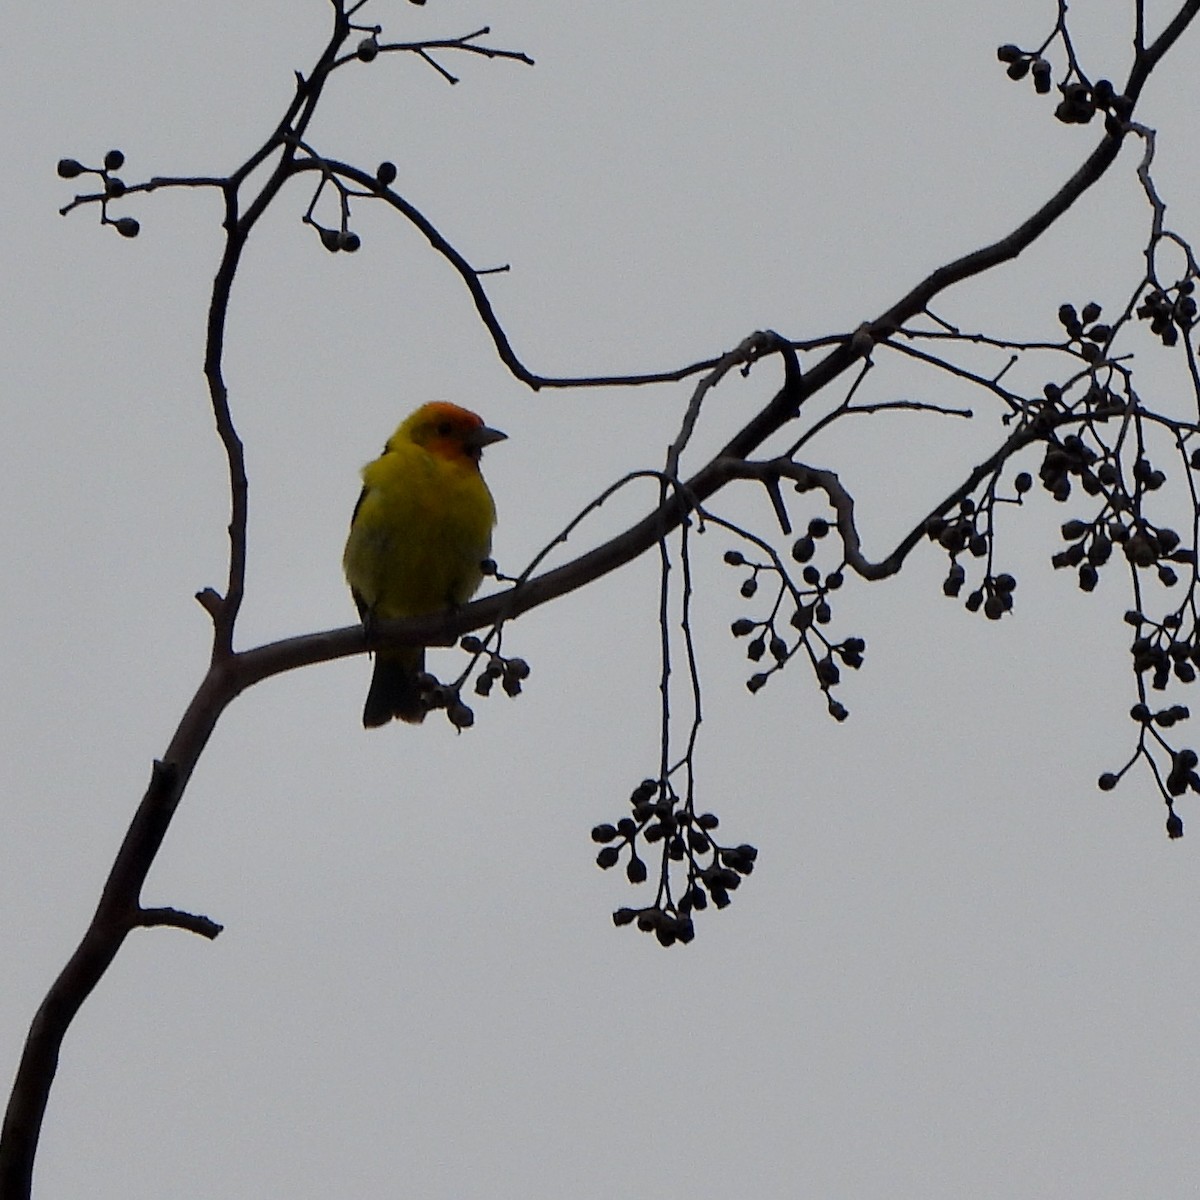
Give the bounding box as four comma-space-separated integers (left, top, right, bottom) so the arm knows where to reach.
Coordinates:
343, 401, 506, 726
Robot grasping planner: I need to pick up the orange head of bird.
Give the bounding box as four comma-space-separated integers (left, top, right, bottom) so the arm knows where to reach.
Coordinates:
389, 401, 507, 465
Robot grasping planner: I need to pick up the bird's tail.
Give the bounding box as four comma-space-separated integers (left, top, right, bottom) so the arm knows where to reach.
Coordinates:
362, 647, 427, 726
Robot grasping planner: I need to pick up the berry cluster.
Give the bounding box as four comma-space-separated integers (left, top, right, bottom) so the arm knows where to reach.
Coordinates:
425, 635, 531, 728
918, 335, 1200, 839
302, 154, 406, 255
996, 45, 1132, 131
592, 779, 758, 946
996, 44, 1053, 93
1136, 281, 1197, 348
307, 169, 364, 254
1163, 747, 1200, 820
1057, 301, 1112, 364
309, 160, 400, 252
927, 490, 1021, 621
56, 149, 140, 238
1053, 78, 1132, 131
725, 523, 866, 722
317, 227, 361, 253
1036, 421, 1200, 838
1100, 686, 1197, 839
1037, 431, 1102, 504
461, 636, 530, 699
1046, 442, 1185, 585
1130, 624, 1196, 691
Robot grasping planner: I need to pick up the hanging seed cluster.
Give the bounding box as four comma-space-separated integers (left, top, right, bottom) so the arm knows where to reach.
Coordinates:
724, 520, 866, 723
592, 779, 758, 947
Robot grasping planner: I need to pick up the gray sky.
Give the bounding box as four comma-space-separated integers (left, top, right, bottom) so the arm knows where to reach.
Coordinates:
5, 2, 1200, 1197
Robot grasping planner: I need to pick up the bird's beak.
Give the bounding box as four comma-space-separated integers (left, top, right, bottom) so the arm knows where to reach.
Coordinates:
466, 425, 507, 453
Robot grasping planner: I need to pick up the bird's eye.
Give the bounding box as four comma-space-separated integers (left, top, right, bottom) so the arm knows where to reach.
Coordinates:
436, 422, 453, 437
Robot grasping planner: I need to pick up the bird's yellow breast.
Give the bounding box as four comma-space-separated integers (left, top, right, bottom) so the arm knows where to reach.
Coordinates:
343, 438, 497, 619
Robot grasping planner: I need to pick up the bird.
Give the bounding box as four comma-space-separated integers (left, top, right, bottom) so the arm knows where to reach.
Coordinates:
343, 401, 506, 726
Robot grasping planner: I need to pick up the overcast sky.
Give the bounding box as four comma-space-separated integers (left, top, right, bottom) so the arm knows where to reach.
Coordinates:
5, 2, 1200, 1197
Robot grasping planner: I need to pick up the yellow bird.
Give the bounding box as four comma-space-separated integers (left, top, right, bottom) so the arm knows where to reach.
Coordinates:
344, 401, 506, 726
